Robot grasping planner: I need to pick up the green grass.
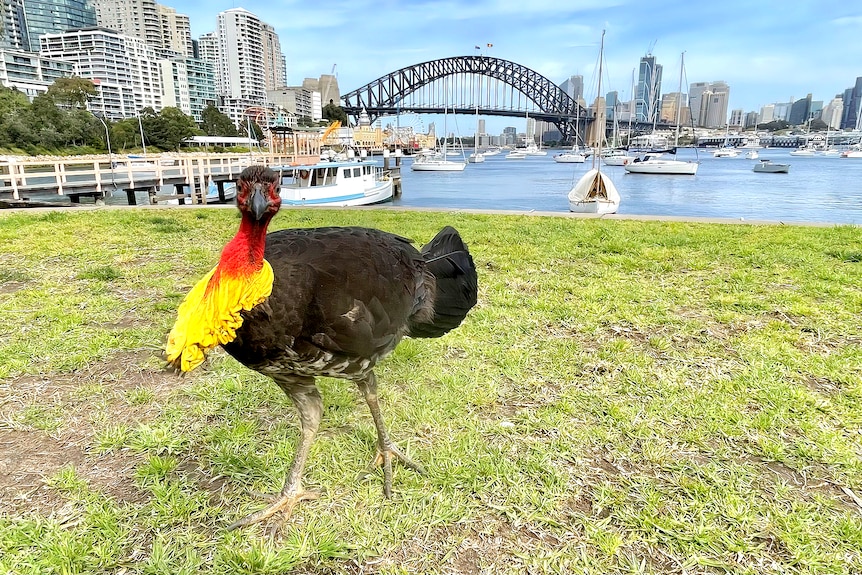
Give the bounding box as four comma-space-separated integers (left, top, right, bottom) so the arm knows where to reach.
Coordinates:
0, 207, 860, 574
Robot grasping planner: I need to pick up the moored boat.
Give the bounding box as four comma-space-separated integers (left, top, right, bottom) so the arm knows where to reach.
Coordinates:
567, 30, 620, 215
624, 153, 698, 175
752, 159, 790, 173
273, 159, 394, 206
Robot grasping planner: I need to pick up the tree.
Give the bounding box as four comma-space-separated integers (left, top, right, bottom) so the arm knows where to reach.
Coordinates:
322, 99, 348, 125
201, 105, 238, 137
142, 107, 200, 150
0, 86, 29, 118
46, 76, 97, 109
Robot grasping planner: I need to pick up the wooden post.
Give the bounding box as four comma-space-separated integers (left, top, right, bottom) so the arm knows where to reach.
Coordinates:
126, 189, 137, 205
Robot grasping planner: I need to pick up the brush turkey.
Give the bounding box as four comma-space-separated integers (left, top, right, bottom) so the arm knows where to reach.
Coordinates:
164, 165, 478, 529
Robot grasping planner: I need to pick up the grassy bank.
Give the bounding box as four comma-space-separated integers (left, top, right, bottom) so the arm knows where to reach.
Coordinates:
0, 207, 860, 574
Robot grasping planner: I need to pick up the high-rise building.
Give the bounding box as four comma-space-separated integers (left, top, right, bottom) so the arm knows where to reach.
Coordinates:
1, 0, 30, 50
23, 0, 96, 51
693, 81, 729, 128
821, 96, 844, 130
93, 0, 192, 57
40, 27, 163, 120
0, 48, 73, 98
635, 54, 662, 124
560, 75, 583, 102
787, 93, 812, 125
840, 77, 862, 129
688, 82, 709, 126
659, 92, 685, 123
729, 108, 744, 127
759, 104, 775, 124
209, 8, 286, 124
157, 4, 192, 57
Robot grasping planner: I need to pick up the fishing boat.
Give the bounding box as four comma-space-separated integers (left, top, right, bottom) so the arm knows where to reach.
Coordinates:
752, 159, 790, 173
568, 31, 620, 215
273, 159, 393, 206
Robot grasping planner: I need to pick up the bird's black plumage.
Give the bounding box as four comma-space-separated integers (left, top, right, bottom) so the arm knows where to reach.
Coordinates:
209, 166, 478, 529
223, 225, 476, 378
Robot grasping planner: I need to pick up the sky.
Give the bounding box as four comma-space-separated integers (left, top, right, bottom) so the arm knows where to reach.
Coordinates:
172, 0, 862, 134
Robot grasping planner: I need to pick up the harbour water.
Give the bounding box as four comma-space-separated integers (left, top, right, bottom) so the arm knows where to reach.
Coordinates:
389, 148, 862, 225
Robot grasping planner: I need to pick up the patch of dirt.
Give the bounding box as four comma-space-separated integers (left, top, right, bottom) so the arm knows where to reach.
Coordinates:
0, 349, 182, 514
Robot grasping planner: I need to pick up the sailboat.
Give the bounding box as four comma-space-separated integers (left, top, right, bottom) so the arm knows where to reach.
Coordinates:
412, 78, 467, 172
713, 123, 740, 157
568, 30, 621, 214
468, 70, 485, 163
554, 106, 586, 163
625, 52, 699, 175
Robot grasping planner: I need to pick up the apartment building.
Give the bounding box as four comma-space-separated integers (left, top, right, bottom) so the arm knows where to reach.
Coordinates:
40, 27, 163, 119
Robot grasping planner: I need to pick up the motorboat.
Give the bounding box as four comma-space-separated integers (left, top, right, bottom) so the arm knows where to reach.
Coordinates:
713, 146, 740, 158
744, 150, 759, 160
567, 31, 620, 215
553, 150, 586, 163
467, 152, 485, 163
273, 159, 394, 206
752, 159, 790, 173
840, 147, 862, 158
624, 153, 699, 175
483, 148, 502, 156
789, 144, 817, 157
505, 150, 527, 160
601, 149, 636, 166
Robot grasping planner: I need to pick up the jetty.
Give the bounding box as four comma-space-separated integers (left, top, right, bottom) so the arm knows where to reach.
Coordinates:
0, 130, 322, 207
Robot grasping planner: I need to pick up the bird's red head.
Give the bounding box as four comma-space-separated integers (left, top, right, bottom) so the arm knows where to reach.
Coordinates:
236, 165, 281, 221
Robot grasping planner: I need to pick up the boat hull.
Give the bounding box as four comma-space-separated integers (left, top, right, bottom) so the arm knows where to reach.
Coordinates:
275, 160, 394, 206
411, 160, 466, 171
568, 169, 620, 214
624, 158, 698, 175
553, 153, 585, 163
753, 162, 790, 173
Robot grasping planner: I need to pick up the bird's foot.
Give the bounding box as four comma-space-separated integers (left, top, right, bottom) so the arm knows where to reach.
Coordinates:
358, 443, 426, 497
227, 486, 318, 531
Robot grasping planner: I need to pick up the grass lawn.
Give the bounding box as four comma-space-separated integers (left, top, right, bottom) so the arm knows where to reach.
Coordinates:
0, 206, 860, 574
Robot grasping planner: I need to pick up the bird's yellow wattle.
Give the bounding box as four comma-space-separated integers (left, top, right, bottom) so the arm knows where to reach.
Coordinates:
165, 259, 274, 372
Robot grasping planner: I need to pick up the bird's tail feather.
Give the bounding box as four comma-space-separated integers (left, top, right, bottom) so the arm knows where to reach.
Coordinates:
409, 226, 478, 338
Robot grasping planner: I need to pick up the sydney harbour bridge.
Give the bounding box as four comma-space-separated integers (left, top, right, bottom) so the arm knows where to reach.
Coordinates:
340, 55, 591, 143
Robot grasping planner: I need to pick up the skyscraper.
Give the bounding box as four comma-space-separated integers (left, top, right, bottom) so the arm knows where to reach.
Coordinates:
22, 0, 96, 51
209, 8, 287, 124
691, 81, 729, 128
1, 0, 30, 50
560, 75, 583, 103
688, 82, 709, 126
93, 0, 192, 57
841, 77, 862, 130
635, 54, 662, 124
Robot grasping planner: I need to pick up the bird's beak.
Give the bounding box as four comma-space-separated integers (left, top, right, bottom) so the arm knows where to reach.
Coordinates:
249, 184, 269, 221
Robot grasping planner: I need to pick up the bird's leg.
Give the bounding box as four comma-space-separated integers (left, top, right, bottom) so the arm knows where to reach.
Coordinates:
227, 376, 322, 531
356, 371, 426, 497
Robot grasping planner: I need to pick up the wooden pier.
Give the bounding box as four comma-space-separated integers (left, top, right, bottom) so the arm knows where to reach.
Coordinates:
0, 130, 323, 207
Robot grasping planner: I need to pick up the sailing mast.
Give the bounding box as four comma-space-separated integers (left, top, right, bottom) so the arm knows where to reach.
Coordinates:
593, 30, 606, 172
674, 52, 685, 153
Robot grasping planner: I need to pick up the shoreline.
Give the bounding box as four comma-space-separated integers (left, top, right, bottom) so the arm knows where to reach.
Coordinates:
0, 202, 852, 228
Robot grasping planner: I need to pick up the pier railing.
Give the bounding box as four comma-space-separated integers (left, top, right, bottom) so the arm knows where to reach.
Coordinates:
0, 150, 321, 204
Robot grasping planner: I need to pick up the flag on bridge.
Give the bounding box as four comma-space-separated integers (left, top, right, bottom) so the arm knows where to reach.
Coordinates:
475, 45, 481, 49
487, 43, 493, 47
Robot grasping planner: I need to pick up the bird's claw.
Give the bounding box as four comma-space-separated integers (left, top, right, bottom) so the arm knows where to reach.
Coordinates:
227, 487, 318, 531
358, 443, 426, 496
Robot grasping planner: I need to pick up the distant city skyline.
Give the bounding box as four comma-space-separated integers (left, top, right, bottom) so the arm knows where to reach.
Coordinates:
2, 0, 861, 136
165, 0, 862, 134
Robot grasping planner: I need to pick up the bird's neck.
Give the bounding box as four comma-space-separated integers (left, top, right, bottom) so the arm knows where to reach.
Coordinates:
217, 214, 270, 277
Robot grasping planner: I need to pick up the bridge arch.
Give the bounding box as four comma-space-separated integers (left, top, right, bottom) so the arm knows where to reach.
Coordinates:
341, 56, 585, 142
